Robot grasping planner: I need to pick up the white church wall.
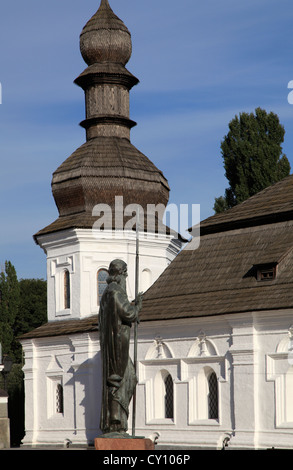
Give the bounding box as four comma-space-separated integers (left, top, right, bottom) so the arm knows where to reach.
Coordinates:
22, 333, 101, 446
21, 309, 293, 449
137, 311, 293, 449
135, 316, 233, 449
37, 228, 179, 322
254, 310, 293, 449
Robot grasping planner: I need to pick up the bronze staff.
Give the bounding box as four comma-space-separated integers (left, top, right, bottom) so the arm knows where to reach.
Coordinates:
132, 207, 140, 436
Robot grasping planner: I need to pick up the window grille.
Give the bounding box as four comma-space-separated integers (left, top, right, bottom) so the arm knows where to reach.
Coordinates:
208, 372, 218, 419
97, 269, 108, 305
64, 270, 70, 309
164, 374, 174, 419
56, 383, 64, 414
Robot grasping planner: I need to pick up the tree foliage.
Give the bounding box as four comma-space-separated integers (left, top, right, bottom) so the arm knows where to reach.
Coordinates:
13, 278, 47, 362
0, 262, 47, 362
0, 262, 47, 446
214, 107, 291, 213
0, 261, 20, 359
16, 279, 47, 334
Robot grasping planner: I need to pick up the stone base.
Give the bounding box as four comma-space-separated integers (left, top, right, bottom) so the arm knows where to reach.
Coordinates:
95, 437, 154, 451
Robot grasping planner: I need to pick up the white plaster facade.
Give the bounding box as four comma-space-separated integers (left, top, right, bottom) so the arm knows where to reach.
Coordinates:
20, 308, 293, 449
36, 228, 180, 322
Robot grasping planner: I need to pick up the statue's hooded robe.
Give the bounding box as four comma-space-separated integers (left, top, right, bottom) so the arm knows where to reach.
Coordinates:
99, 275, 139, 434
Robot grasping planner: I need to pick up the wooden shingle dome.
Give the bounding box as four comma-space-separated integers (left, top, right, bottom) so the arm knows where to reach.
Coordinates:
51, 137, 170, 222
80, 0, 132, 66
36, 0, 170, 239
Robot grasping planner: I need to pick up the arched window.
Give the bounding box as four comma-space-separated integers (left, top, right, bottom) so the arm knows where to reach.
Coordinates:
196, 367, 219, 421
97, 269, 108, 305
164, 373, 174, 419
208, 371, 218, 419
154, 369, 174, 420
64, 270, 70, 309
56, 383, 64, 414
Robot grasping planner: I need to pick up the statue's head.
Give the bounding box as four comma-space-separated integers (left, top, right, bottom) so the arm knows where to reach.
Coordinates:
107, 259, 128, 285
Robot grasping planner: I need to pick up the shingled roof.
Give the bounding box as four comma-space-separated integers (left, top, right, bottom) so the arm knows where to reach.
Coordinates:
140, 175, 293, 321
200, 174, 293, 235
26, 175, 293, 340
19, 315, 98, 340
35, 137, 170, 239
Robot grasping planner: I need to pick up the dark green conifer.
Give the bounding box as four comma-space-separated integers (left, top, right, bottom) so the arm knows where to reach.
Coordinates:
214, 108, 291, 213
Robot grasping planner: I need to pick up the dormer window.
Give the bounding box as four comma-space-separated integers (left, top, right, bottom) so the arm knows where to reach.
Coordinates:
255, 263, 277, 282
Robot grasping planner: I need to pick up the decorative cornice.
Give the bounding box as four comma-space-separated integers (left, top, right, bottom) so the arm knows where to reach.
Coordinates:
79, 115, 137, 130
74, 68, 139, 90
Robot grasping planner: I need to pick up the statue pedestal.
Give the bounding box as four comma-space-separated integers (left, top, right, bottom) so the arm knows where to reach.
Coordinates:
95, 437, 154, 451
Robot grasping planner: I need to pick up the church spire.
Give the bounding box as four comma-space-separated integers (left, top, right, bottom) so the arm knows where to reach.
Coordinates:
35, 1, 170, 236
75, 0, 138, 141
100, 0, 111, 8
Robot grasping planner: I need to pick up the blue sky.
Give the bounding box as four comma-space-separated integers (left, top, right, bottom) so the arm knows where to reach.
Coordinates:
1, 0, 293, 279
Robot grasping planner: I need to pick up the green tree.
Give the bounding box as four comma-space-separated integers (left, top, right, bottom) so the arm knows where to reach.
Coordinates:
12, 278, 47, 362
214, 107, 291, 213
0, 261, 20, 359
0, 266, 47, 446
16, 278, 47, 333
0, 265, 47, 361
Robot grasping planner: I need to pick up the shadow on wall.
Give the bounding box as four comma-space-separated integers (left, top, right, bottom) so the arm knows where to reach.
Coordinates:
66, 351, 103, 445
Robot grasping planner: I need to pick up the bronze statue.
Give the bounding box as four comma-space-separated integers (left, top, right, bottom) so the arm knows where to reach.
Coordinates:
99, 259, 142, 436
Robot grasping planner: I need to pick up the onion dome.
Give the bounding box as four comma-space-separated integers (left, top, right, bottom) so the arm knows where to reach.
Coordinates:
80, 0, 132, 66
47, 137, 170, 232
